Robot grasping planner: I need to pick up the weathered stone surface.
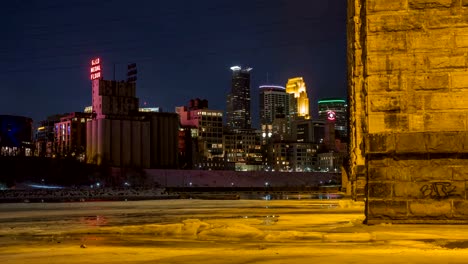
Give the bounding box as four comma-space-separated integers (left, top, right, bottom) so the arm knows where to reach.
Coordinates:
409, 0, 454, 9
429, 55, 466, 69
384, 113, 409, 131
395, 133, 426, 153
368, 113, 387, 133
455, 33, 468, 47
424, 112, 467, 131
368, 183, 392, 198
368, 200, 408, 219
453, 201, 468, 218
368, 167, 389, 180
407, 31, 454, 50
408, 113, 425, 131
387, 166, 412, 181
368, 0, 408, 12
366, 133, 395, 153
366, 54, 411, 74
370, 95, 405, 112
423, 93, 468, 110
393, 182, 425, 198
409, 74, 450, 91
426, 12, 468, 29
368, 157, 389, 167
367, 33, 407, 52
452, 73, 468, 89
367, 74, 407, 93
409, 200, 452, 218
422, 180, 464, 198
452, 166, 468, 180
350, 0, 468, 223
411, 165, 451, 181
368, 15, 424, 32
394, 180, 463, 198
425, 132, 464, 152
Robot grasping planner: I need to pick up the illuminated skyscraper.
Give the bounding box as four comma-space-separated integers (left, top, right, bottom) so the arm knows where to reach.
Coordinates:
259, 85, 291, 143
259, 85, 289, 126
286, 77, 310, 120
226, 66, 252, 130
318, 98, 348, 138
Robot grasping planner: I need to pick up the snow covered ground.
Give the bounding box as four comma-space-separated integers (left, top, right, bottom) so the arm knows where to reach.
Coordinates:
1, 199, 468, 263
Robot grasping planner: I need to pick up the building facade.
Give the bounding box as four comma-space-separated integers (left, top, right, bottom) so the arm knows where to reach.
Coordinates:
0, 115, 33, 157
226, 66, 252, 130
259, 85, 289, 126
176, 99, 224, 170
87, 79, 178, 169
35, 114, 67, 157
286, 77, 310, 120
223, 129, 262, 171
54, 112, 92, 160
318, 98, 348, 139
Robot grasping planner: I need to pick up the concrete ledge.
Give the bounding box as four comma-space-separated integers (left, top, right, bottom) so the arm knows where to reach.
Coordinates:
366, 132, 468, 154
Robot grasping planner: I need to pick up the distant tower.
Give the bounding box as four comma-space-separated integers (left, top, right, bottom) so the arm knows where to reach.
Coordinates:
259, 85, 289, 126
226, 66, 252, 130
318, 98, 348, 138
286, 77, 310, 120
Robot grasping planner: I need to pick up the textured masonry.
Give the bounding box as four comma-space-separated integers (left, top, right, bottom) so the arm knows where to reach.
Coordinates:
348, 0, 468, 223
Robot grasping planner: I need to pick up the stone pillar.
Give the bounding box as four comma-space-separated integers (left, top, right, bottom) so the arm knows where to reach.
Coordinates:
349, 0, 468, 223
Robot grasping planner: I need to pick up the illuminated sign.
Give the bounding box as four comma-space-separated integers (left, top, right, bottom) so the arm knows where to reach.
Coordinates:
90, 58, 102, 80
327, 111, 336, 121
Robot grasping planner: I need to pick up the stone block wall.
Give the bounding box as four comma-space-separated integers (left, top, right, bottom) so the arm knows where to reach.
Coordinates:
348, 0, 468, 223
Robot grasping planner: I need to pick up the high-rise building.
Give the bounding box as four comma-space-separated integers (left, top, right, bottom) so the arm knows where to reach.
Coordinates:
259, 85, 289, 126
286, 77, 310, 120
176, 99, 224, 170
259, 85, 291, 145
226, 66, 252, 130
317, 98, 348, 138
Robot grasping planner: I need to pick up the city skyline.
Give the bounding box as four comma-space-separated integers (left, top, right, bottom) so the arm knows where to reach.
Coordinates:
0, 0, 347, 125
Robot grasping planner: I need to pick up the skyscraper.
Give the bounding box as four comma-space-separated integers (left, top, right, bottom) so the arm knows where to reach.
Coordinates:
259, 85, 289, 126
286, 77, 310, 120
318, 98, 348, 138
226, 66, 252, 130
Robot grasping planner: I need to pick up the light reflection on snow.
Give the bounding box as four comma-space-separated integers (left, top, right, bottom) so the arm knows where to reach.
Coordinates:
3, 200, 468, 263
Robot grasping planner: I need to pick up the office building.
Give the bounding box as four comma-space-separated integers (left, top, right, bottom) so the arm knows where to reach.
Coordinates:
286, 77, 310, 120
318, 98, 348, 139
226, 66, 252, 130
54, 112, 92, 160
176, 99, 224, 170
259, 85, 289, 125
223, 129, 262, 171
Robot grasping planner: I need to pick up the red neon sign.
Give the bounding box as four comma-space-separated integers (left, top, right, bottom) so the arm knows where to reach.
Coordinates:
90, 58, 102, 80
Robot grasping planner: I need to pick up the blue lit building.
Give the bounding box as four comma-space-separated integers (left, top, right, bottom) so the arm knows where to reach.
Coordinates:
0, 115, 34, 156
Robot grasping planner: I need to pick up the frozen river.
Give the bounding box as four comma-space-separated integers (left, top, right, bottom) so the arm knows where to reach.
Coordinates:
2, 199, 468, 263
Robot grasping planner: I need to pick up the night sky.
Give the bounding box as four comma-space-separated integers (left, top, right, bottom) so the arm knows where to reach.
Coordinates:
0, 0, 347, 128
